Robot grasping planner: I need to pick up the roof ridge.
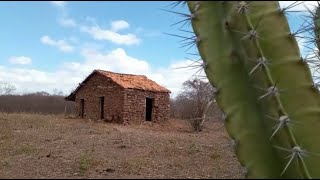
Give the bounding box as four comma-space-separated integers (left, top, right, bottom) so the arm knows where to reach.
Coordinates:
95, 69, 146, 77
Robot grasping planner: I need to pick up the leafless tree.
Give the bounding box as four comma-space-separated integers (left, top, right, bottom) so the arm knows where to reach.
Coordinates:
182, 78, 215, 117
0, 82, 16, 95
52, 88, 64, 96
171, 78, 219, 131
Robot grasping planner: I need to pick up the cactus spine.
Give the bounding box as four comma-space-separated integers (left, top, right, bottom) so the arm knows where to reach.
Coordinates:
186, 1, 320, 178
314, 3, 320, 52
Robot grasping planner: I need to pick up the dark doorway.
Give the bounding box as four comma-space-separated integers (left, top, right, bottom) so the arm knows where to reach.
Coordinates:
80, 99, 84, 118
99, 97, 104, 119
146, 97, 153, 121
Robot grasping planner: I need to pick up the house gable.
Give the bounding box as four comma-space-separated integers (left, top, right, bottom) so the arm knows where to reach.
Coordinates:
65, 71, 124, 101
65, 69, 171, 101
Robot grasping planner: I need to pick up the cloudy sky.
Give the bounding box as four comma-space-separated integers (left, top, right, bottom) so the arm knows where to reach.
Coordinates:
0, 1, 318, 97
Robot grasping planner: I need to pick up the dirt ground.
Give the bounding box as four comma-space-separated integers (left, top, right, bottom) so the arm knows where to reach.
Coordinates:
0, 113, 243, 179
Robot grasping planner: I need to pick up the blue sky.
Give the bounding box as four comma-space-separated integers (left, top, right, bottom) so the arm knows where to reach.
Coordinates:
0, 1, 188, 69
0, 1, 318, 97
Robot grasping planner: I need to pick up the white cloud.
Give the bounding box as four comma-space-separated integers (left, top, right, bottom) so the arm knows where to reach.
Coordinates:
40, 35, 74, 53
58, 17, 77, 27
295, 36, 306, 55
8, 56, 32, 65
81, 20, 141, 45
77, 48, 150, 74
111, 20, 130, 32
51, 1, 66, 7
51, 1, 77, 28
0, 67, 77, 95
148, 60, 207, 96
279, 1, 318, 12
0, 48, 203, 97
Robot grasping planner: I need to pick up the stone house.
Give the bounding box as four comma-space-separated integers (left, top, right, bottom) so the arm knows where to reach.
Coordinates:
65, 69, 171, 123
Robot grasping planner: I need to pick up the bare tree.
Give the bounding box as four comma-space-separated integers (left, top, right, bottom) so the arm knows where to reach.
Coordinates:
0, 82, 16, 95
171, 78, 218, 131
182, 78, 215, 118
52, 88, 64, 96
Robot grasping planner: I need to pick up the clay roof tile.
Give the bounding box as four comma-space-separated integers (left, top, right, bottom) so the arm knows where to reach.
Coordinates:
96, 70, 170, 93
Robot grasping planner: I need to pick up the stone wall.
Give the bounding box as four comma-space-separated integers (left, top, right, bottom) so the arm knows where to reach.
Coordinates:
73, 73, 170, 124
75, 73, 125, 122
123, 89, 170, 124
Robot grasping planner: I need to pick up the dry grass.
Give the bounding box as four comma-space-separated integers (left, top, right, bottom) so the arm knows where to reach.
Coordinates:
0, 112, 243, 179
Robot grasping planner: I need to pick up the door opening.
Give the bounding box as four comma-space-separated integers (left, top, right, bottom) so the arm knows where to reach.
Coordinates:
80, 99, 84, 118
146, 97, 153, 121
99, 97, 104, 119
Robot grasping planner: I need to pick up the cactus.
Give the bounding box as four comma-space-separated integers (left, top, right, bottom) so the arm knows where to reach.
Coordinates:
183, 1, 320, 178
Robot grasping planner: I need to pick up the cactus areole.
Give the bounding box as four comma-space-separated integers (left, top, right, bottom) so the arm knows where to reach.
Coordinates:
186, 1, 320, 179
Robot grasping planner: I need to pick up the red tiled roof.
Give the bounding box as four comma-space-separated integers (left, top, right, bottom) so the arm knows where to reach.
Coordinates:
65, 69, 170, 101
95, 70, 171, 93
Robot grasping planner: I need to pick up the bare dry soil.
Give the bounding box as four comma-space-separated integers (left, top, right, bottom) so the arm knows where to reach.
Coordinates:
0, 113, 243, 179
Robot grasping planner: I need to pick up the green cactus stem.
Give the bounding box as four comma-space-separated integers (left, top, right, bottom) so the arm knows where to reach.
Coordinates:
186, 1, 320, 178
